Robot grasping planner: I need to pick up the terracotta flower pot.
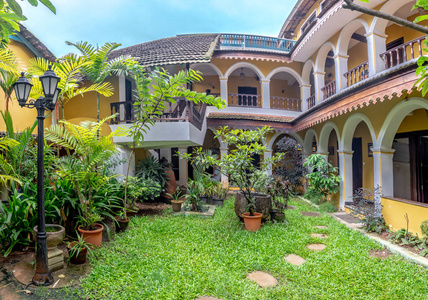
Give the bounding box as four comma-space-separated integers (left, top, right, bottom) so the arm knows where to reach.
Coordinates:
171, 200, 183, 212
67, 242, 87, 265
235, 192, 272, 221
242, 212, 263, 232
115, 216, 130, 233
78, 223, 104, 247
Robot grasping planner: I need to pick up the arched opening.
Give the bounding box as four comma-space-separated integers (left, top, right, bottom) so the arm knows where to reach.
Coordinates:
319, 122, 340, 169
315, 43, 336, 100
191, 63, 222, 96
303, 129, 318, 156
269, 71, 301, 111
302, 60, 316, 109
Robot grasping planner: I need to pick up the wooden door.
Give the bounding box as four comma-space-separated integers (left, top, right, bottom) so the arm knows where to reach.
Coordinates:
420, 137, 428, 203
352, 137, 363, 193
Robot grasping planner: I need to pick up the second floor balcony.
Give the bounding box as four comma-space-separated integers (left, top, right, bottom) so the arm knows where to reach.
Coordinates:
219, 34, 296, 53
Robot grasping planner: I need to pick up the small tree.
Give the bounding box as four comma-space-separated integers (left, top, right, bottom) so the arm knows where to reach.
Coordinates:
303, 154, 341, 203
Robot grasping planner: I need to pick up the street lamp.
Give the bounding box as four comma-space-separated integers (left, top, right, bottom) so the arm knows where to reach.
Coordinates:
13, 66, 60, 286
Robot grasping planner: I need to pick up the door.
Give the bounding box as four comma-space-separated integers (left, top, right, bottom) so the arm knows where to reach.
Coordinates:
420, 137, 428, 203
125, 79, 133, 121
238, 86, 257, 106
352, 137, 363, 193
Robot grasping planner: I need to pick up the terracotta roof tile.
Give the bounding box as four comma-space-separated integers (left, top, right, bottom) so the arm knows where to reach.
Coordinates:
110, 34, 219, 67
207, 112, 294, 123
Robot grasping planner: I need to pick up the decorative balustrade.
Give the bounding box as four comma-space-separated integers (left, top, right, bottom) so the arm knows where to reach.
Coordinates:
344, 61, 369, 87
110, 98, 207, 130
219, 34, 296, 53
380, 36, 426, 70
270, 96, 301, 111
228, 93, 261, 107
307, 94, 316, 109
321, 80, 336, 99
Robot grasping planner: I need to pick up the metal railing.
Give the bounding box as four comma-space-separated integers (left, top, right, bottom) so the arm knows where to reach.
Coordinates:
228, 93, 261, 107
380, 36, 426, 70
219, 34, 296, 53
321, 80, 336, 99
270, 96, 301, 111
344, 61, 369, 87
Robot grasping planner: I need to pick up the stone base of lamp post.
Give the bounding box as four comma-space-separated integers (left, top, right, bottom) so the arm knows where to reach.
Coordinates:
47, 248, 64, 272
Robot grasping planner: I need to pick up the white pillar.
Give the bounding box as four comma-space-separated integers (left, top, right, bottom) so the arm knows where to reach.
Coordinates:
261, 80, 270, 109
159, 148, 172, 163
338, 150, 354, 210
115, 146, 135, 180
314, 71, 325, 104
366, 32, 387, 77
264, 150, 273, 176
334, 53, 348, 92
220, 145, 229, 186
300, 84, 311, 112
219, 77, 228, 107
118, 75, 126, 120
177, 147, 188, 186
372, 147, 395, 197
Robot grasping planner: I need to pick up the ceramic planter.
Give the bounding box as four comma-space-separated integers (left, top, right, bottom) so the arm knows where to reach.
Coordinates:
212, 197, 224, 206
242, 212, 263, 231
171, 200, 183, 212
33, 224, 65, 251
275, 212, 286, 222
67, 242, 87, 265
115, 216, 130, 233
78, 223, 104, 247
270, 209, 277, 220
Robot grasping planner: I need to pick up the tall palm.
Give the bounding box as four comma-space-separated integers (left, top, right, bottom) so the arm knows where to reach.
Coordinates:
65, 41, 133, 122
0, 137, 20, 186
0, 48, 18, 111
28, 56, 114, 122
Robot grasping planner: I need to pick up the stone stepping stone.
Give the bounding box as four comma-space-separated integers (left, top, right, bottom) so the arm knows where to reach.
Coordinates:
310, 233, 328, 239
247, 271, 278, 287
314, 225, 328, 229
300, 211, 322, 217
284, 254, 306, 266
287, 205, 296, 210
306, 244, 326, 251
196, 297, 223, 300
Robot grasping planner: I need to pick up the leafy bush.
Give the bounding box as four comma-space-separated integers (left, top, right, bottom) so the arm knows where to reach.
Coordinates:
124, 176, 162, 206
136, 156, 169, 192
351, 186, 386, 234
267, 179, 290, 211
318, 201, 337, 213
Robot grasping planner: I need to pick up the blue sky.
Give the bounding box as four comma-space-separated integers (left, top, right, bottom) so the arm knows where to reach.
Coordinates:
20, 0, 297, 57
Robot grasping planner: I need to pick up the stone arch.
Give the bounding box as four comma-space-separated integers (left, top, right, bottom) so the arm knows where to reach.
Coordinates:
340, 113, 376, 152
224, 61, 265, 80
370, 0, 414, 35
318, 122, 340, 154
337, 19, 370, 56
267, 131, 304, 151
377, 97, 428, 149
302, 60, 315, 86
303, 128, 318, 155
190, 63, 223, 78
314, 41, 336, 73
266, 67, 303, 85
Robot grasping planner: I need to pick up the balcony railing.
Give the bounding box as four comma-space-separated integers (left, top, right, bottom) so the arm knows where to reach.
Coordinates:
307, 94, 316, 109
228, 93, 261, 108
110, 98, 207, 130
321, 80, 336, 99
270, 96, 301, 111
344, 61, 369, 87
219, 34, 296, 53
380, 36, 426, 70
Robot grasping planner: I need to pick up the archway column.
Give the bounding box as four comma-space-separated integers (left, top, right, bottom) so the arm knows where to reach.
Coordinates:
219, 77, 228, 107
177, 147, 188, 186
372, 147, 395, 197
219, 141, 229, 186
300, 84, 311, 111
338, 150, 353, 210
261, 80, 270, 109
366, 32, 387, 76
334, 53, 348, 92
118, 75, 126, 120
314, 71, 325, 104
264, 150, 273, 176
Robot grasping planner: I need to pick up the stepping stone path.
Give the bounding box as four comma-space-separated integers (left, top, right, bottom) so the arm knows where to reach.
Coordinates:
310, 233, 328, 239
300, 211, 322, 217
247, 271, 278, 287
196, 297, 223, 300
284, 254, 306, 266
287, 205, 296, 210
306, 244, 326, 251
314, 225, 328, 229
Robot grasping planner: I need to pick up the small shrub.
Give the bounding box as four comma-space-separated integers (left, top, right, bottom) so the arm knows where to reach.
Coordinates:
319, 201, 337, 213
421, 220, 428, 237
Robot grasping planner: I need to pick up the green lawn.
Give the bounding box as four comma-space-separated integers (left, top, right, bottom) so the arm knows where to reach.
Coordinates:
79, 198, 428, 299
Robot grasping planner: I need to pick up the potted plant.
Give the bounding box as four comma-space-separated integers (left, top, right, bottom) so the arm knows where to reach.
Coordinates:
167, 188, 184, 212
184, 179, 203, 212
211, 183, 228, 206
67, 233, 96, 265
268, 178, 290, 221
114, 210, 130, 233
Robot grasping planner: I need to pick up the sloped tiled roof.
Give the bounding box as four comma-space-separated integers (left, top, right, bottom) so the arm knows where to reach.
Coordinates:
207, 112, 294, 123
110, 34, 219, 67
18, 24, 56, 62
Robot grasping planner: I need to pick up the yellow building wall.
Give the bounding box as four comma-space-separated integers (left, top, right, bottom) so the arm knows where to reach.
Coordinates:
347, 42, 368, 71
397, 108, 428, 133
270, 78, 300, 99
382, 197, 428, 236
193, 75, 220, 95
135, 148, 147, 165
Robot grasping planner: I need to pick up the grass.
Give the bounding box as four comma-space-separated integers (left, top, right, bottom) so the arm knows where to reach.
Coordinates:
76, 198, 428, 299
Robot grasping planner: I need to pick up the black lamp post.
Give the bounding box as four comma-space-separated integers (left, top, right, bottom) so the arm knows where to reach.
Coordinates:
13, 66, 60, 286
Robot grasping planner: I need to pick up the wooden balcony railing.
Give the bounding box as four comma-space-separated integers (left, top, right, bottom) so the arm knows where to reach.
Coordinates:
380, 36, 426, 70
321, 80, 336, 99
110, 98, 207, 130
219, 34, 295, 53
344, 61, 369, 87
270, 96, 301, 111
307, 94, 316, 109
228, 93, 261, 107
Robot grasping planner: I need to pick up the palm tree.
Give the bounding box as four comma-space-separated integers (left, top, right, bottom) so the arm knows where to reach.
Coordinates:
65, 41, 133, 122
0, 137, 20, 186
0, 48, 18, 111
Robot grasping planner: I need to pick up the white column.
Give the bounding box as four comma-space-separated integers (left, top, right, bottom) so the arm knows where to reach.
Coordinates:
372, 147, 395, 197
261, 80, 270, 109
338, 150, 353, 210
159, 148, 172, 163
264, 150, 273, 176
366, 32, 387, 77
118, 75, 126, 120
334, 53, 349, 92
115, 146, 135, 180
177, 147, 188, 186
300, 84, 311, 112
220, 145, 229, 186
314, 71, 325, 104
219, 77, 228, 108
